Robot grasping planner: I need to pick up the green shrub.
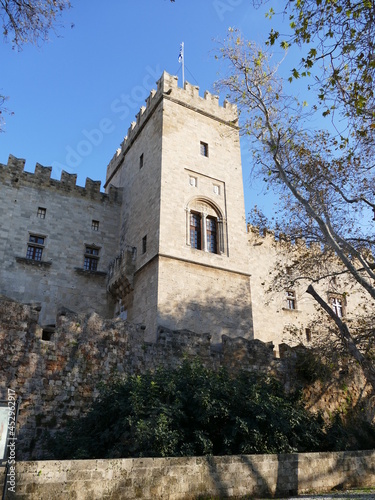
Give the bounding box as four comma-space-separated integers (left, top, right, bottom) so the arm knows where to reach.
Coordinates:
294, 348, 332, 383
48, 361, 373, 459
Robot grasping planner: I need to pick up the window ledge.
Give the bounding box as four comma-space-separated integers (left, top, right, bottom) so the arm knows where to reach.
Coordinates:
188, 247, 224, 257
74, 267, 107, 277
281, 307, 301, 313
16, 257, 52, 268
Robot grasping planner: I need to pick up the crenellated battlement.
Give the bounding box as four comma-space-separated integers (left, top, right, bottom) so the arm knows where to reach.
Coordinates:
105, 71, 239, 186
157, 70, 238, 119
248, 224, 322, 253
0, 154, 122, 204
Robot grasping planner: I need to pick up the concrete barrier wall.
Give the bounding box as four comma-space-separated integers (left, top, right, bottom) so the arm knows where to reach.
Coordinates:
2, 450, 375, 499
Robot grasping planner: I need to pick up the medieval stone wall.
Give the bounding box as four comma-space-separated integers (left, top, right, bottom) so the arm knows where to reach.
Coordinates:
0, 297, 278, 460
157, 256, 253, 343
4, 450, 375, 499
0, 296, 371, 462
0, 155, 122, 325
248, 225, 373, 353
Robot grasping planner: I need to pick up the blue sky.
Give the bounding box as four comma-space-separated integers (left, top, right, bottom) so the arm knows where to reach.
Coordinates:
0, 0, 294, 218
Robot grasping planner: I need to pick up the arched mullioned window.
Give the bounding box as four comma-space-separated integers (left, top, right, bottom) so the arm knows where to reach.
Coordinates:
186, 198, 227, 255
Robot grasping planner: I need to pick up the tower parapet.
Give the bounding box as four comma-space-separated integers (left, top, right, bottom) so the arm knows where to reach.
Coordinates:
105, 71, 239, 188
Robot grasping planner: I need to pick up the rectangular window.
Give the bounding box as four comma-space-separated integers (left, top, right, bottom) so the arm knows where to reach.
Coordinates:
286, 290, 296, 310
206, 217, 217, 254
200, 141, 209, 157
305, 328, 312, 342
140, 153, 144, 169
190, 213, 202, 250
37, 207, 46, 219
142, 235, 147, 254
92, 220, 100, 231
84, 246, 99, 271
331, 297, 343, 318
26, 235, 45, 261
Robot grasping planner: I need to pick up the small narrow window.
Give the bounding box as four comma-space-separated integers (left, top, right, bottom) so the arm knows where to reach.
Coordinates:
142, 235, 147, 254
140, 153, 144, 169
26, 235, 45, 261
84, 246, 99, 271
330, 296, 344, 318
92, 220, 99, 231
286, 290, 296, 310
42, 325, 55, 341
200, 141, 208, 157
206, 217, 217, 254
190, 213, 202, 250
37, 207, 46, 219
189, 176, 197, 187
305, 328, 312, 342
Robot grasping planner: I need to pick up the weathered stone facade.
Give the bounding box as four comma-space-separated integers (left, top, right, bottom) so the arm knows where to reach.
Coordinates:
0, 297, 371, 462
0, 297, 278, 460
0, 70, 372, 362
0, 71, 254, 344
0, 155, 121, 325
3, 450, 375, 499
248, 226, 373, 350
105, 71, 252, 342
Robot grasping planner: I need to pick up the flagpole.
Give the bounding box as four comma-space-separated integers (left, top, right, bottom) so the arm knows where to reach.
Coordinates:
181, 42, 185, 86
179, 42, 185, 87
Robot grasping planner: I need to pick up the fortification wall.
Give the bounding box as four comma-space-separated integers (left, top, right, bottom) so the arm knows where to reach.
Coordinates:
157, 257, 253, 343
0, 297, 370, 462
0, 155, 120, 203
0, 156, 122, 324
248, 225, 372, 351
0, 297, 278, 460
4, 451, 375, 499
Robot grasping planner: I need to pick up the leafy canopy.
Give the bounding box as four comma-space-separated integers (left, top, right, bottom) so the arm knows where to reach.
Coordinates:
265, 0, 375, 133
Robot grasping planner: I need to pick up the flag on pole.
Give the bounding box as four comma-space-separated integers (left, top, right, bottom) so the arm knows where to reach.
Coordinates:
178, 42, 185, 86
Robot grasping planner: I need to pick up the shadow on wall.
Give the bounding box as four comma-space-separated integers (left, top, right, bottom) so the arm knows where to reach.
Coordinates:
0, 296, 272, 461
157, 286, 254, 345
11, 452, 374, 499
0, 295, 372, 467
106, 451, 374, 499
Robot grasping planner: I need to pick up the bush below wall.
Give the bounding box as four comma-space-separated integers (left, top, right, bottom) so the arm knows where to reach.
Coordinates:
0, 297, 374, 461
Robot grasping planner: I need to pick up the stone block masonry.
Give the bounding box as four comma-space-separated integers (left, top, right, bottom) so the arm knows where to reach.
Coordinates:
0, 155, 122, 325
2, 450, 375, 499
0, 297, 280, 461
0, 296, 371, 463
2, 68, 374, 368
104, 70, 252, 341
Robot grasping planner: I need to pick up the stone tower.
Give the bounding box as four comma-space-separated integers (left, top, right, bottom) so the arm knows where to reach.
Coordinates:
105, 71, 253, 342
